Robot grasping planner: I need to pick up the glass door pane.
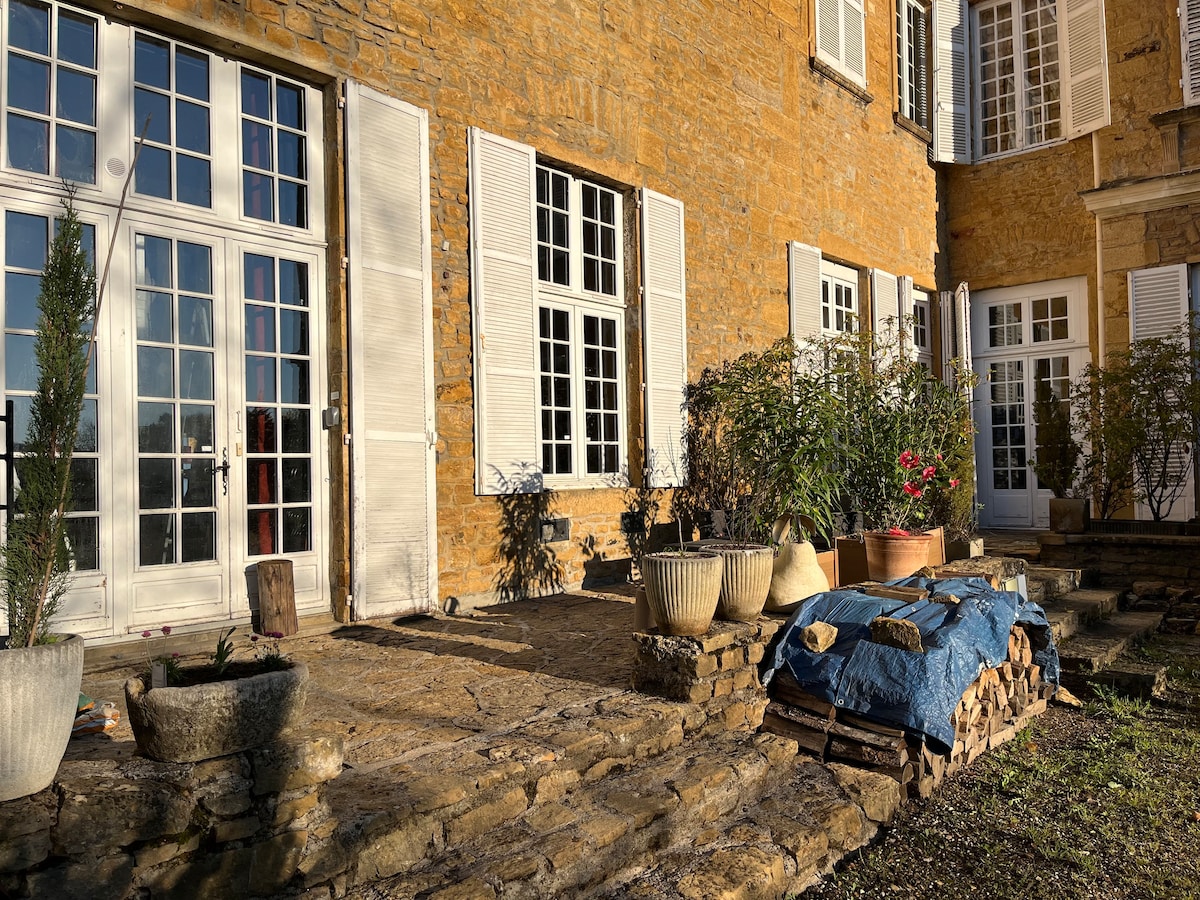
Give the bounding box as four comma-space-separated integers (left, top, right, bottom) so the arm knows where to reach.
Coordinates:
134, 232, 219, 566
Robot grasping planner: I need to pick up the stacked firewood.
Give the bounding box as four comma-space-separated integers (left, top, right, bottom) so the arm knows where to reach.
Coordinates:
763, 623, 1054, 799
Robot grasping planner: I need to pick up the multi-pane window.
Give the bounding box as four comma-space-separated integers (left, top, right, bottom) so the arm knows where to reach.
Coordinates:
241, 69, 309, 228
3, 0, 97, 183
988, 302, 1023, 347
538, 306, 622, 479
4, 210, 99, 570
133, 35, 212, 207
911, 289, 934, 370
897, 0, 929, 128
1031, 294, 1068, 342
989, 359, 1028, 490
134, 233, 217, 566
821, 263, 858, 335
244, 252, 312, 556
534, 163, 625, 485
975, 0, 1061, 158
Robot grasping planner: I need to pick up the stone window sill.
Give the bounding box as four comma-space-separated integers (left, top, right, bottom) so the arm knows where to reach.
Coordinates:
809, 57, 873, 105
894, 113, 932, 145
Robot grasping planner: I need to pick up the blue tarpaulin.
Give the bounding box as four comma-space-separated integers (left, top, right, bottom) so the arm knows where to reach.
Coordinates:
761, 576, 1060, 751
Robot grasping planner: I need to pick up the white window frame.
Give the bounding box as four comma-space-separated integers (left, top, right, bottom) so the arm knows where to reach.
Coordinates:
815, 0, 867, 87
533, 163, 628, 488
897, 0, 929, 128
970, 277, 1088, 360
821, 259, 859, 336
912, 287, 934, 368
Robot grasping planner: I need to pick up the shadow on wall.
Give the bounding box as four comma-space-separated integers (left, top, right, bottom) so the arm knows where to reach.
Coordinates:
492, 465, 565, 602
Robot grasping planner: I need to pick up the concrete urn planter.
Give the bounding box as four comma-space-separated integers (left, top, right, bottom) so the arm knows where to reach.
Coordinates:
707, 543, 774, 622
1049, 498, 1090, 534
125, 662, 308, 763
640, 552, 723, 636
0, 633, 84, 801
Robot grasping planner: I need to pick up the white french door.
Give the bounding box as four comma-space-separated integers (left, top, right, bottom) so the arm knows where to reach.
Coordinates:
971, 279, 1090, 529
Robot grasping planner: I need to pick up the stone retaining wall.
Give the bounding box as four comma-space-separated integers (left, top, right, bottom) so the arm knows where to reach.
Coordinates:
1039, 532, 1200, 591
0, 734, 342, 899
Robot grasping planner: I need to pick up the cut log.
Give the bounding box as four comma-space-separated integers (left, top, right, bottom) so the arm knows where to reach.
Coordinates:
257, 558, 299, 637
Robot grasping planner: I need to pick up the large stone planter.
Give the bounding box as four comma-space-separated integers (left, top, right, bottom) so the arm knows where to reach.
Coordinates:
641, 552, 723, 636
0, 633, 84, 801
862, 531, 936, 582
1049, 497, 1090, 534
125, 662, 309, 763
707, 543, 774, 622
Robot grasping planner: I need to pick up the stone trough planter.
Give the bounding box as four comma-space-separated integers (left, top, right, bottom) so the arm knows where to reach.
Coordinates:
125, 662, 309, 763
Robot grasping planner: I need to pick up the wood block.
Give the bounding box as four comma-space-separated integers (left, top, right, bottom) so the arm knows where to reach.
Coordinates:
836, 537, 869, 585
257, 558, 299, 637
762, 704, 831, 755
859, 585, 931, 603
816, 549, 838, 590
770, 672, 837, 719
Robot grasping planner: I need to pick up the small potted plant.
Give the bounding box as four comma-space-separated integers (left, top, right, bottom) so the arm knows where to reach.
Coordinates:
1031, 380, 1089, 533
125, 626, 308, 763
0, 197, 94, 801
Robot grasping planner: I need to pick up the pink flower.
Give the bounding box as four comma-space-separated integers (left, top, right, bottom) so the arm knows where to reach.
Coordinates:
903, 482, 923, 498
899, 450, 920, 469
936, 453, 944, 461
887, 527, 911, 536
921, 465, 937, 482
141, 630, 152, 639
950, 478, 960, 488
160, 626, 172, 635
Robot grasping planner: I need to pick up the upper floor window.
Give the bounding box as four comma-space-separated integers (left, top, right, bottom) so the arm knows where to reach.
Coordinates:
815, 0, 867, 87
975, 0, 1061, 157
821, 260, 858, 335
897, 0, 929, 128
241, 69, 310, 228
3, 0, 97, 183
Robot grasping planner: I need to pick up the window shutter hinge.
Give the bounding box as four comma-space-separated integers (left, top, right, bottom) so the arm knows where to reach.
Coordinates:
338, 95, 346, 109
341, 256, 349, 269
638, 285, 645, 298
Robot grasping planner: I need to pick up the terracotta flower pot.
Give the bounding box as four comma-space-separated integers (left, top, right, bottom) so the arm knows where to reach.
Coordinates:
862, 531, 936, 582
125, 662, 308, 763
706, 543, 774, 622
640, 552, 723, 636
0, 634, 84, 801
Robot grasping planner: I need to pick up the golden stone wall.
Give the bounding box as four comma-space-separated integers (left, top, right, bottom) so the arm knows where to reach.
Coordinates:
112, 0, 940, 606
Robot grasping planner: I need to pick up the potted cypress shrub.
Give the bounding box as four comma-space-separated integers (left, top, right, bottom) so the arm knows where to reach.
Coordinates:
1031, 380, 1088, 533
0, 197, 94, 801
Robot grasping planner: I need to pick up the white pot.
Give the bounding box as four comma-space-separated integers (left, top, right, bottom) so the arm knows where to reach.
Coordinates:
706, 543, 774, 622
0, 633, 84, 801
765, 541, 831, 612
640, 552, 723, 636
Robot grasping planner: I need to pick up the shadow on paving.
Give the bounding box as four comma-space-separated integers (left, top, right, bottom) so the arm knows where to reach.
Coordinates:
329, 592, 636, 691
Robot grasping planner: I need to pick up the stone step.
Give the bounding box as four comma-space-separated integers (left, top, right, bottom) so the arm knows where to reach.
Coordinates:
592, 761, 904, 899
1025, 566, 1081, 600
1086, 660, 1169, 699
1061, 588, 1121, 623
1046, 607, 1082, 644
1057, 611, 1165, 673
341, 732, 899, 899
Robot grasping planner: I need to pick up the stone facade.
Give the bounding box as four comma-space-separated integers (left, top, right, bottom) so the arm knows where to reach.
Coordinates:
93, 0, 940, 610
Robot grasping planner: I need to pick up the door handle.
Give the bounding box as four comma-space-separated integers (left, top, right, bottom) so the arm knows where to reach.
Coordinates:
214, 448, 232, 496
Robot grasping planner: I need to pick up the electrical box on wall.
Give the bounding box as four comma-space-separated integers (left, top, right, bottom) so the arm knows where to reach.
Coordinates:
540, 517, 570, 543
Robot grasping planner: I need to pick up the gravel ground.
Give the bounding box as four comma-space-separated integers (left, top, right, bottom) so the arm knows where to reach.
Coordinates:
805, 634, 1200, 900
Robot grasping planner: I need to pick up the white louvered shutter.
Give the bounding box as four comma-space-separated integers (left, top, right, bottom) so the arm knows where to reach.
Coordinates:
843, 0, 867, 84
932, 0, 970, 163
467, 129, 541, 495
815, 0, 843, 72
1129, 264, 1188, 341
871, 268, 900, 366
1183, 0, 1200, 105
788, 241, 823, 343
642, 189, 688, 488
1060, 0, 1110, 139
939, 288, 956, 382
346, 83, 437, 618
1129, 264, 1194, 521
954, 282, 972, 384
898, 275, 915, 359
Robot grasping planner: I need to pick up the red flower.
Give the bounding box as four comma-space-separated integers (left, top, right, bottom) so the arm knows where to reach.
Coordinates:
899, 450, 920, 469
887, 527, 911, 536
921, 465, 937, 481
903, 481, 923, 498
950, 478, 960, 488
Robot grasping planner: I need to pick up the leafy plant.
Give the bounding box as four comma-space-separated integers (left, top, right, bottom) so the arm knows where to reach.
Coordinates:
2, 195, 97, 648
249, 631, 289, 672
1030, 378, 1080, 499
139, 626, 181, 685
1072, 360, 1137, 519
211, 626, 237, 675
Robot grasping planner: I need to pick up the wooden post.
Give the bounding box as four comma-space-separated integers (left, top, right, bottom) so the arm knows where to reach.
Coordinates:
257, 558, 298, 636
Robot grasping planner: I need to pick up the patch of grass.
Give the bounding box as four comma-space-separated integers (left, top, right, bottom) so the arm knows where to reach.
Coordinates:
807, 638, 1200, 900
